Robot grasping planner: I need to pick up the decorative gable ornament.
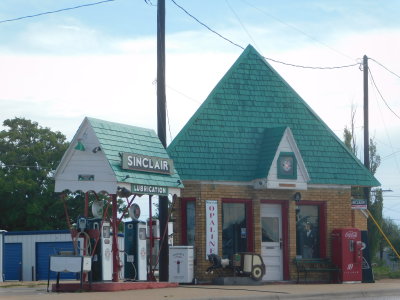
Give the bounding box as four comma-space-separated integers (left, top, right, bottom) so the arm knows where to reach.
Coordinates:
253, 127, 309, 190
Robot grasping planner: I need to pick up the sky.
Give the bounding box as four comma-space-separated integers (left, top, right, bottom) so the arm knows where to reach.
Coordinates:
0, 0, 400, 223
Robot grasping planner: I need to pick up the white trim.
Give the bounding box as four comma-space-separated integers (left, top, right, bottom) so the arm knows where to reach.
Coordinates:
308, 184, 351, 190
285, 127, 310, 182
182, 180, 250, 186
181, 180, 352, 192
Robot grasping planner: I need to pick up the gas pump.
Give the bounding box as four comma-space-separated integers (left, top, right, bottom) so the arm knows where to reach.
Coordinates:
100, 221, 113, 281
124, 221, 147, 280
73, 217, 113, 281
332, 228, 362, 283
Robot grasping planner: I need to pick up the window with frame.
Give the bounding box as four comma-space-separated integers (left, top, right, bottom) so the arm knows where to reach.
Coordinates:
222, 199, 253, 258
295, 202, 326, 258
181, 198, 195, 246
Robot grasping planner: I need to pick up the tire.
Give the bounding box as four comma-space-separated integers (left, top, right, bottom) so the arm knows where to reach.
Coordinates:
251, 265, 264, 281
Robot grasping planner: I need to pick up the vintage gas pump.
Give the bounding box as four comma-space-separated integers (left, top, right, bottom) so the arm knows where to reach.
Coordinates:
74, 217, 113, 281
124, 220, 147, 280
100, 221, 113, 281
332, 228, 363, 283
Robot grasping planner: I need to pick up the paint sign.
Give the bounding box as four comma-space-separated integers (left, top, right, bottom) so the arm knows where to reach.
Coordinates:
205, 200, 218, 259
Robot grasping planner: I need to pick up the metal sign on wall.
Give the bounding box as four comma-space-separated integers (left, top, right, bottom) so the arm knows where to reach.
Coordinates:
121, 153, 173, 175
351, 199, 367, 210
206, 200, 218, 259
132, 184, 168, 196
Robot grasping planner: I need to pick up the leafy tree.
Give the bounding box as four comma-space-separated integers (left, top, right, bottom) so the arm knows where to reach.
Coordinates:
343, 108, 382, 258
369, 188, 383, 259
0, 118, 73, 230
381, 218, 400, 262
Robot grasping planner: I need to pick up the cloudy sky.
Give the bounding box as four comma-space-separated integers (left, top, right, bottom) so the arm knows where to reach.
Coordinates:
1, 0, 400, 222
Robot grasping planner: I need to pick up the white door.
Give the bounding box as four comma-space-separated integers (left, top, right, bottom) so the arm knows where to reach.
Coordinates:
261, 204, 283, 281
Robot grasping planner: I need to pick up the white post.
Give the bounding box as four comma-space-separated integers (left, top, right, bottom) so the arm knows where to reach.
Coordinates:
0, 230, 5, 282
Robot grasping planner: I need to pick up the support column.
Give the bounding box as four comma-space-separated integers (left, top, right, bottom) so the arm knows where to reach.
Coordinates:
111, 194, 119, 282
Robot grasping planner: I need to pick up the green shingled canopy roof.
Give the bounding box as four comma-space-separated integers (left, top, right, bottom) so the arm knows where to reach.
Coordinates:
88, 117, 182, 188
167, 45, 379, 187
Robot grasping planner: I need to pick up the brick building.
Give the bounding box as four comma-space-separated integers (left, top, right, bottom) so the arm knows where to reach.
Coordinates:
167, 45, 379, 281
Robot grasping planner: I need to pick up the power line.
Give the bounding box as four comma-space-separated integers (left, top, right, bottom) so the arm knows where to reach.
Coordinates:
224, 0, 260, 50
240, 0, 355, 62
382, 150, 400, 161
170, 0, 244, 50
368, 67, 400, 120
369, 58, 400, 80
170, 0, 359, 70
0, 0, 115, 24
369, 70, 400, 174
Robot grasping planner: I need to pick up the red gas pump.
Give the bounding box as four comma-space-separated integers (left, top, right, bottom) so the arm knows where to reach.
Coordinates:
331, 228, 362, 283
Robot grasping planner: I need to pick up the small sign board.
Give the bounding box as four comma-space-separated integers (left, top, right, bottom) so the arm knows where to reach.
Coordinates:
132, 184, 168, 196
352, 198, 367, 210
206, 200, 218, 259
122, 153, 173, 175
78, 174, 94, 181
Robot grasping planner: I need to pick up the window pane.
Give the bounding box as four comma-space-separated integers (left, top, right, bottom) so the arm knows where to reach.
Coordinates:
186, 201, 195, 246
296, 205, 320, 258
222, 203, 247, 258
262, 217, 279, 242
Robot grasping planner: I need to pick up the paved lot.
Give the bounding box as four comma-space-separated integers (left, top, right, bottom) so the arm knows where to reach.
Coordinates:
0, 279, 400, 300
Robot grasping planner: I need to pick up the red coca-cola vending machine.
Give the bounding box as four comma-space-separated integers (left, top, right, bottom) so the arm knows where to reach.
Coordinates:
331, 228, 363, 283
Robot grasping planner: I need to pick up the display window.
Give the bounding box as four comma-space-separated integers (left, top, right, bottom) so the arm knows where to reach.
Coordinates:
295, 201, 327, 258
222, 199, 253, 258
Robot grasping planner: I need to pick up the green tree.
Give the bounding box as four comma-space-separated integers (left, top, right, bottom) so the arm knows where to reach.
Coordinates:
0, 118, 72, 230
369, 188, 383, 259
381, 218, 400, 262
343, 110, 382, 259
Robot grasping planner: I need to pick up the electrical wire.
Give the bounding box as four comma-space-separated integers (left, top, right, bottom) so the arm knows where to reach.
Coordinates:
170, 0, 359, 70
166, 99, 173, 143
224, 0, 260, 50
240, 0, 355, 62
170, 0, 245, 50
369, 67, 400, 176
368, 68, 400, 120
0, 0, 115, 24
369, 58, 400, 80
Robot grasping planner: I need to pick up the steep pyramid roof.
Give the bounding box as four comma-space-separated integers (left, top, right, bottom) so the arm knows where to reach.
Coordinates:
167, 45, 379, 187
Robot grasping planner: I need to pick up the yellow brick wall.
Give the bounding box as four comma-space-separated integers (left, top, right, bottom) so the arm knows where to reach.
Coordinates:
172, 182, 366, 282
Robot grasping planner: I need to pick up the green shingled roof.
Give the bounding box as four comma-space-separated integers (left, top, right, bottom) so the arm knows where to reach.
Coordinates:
167, 45, 379, 187
88, 117, 182, 188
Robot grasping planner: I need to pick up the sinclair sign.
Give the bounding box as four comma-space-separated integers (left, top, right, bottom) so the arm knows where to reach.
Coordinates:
121, 153, 173, 175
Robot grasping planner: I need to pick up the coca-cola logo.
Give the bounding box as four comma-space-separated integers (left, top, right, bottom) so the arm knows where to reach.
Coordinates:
345, 231, 358, 239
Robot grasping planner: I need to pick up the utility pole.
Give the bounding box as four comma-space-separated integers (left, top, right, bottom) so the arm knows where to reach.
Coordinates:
157, 0, 169, 282
363, 55, 370, 209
